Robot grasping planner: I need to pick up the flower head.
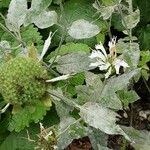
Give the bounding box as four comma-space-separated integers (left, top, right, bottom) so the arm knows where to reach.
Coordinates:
89, 37, 129, 78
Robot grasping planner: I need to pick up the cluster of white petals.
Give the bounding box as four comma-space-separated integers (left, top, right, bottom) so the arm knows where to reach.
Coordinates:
89, 37, 129, 78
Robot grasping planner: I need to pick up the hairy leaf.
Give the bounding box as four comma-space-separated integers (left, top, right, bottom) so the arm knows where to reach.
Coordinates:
100, 69, 140, 109
57, 117, 88, 149
123, 9, 140, 29
68, 19, 100, 39
6, 0, 27, 31
56, 52, 91, 74
79, 102, 130, 140
8, 101, 50, 132
117, 90, 139, 108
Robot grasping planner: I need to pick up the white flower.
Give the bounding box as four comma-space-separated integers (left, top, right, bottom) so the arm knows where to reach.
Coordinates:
113, 58, 129, 74
89, 37, 129, 78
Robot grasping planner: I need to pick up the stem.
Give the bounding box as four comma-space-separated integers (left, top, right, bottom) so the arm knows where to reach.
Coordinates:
0, 103, 10, 114
142, 76, 150, 93
56, 118, 82, 139
0, 44, 22, 51
0, 23, 20, 42
48, 90, 81, 110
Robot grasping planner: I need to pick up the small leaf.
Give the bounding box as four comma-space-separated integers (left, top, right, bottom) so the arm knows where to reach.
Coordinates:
48, 42, 90, 59
32, 11, 57, 29
116, 40, 140, 68
79, 102, 130, 140
97, 69, 140, 109
117, 90, 139, 108
57, 117, 88, 149
8, 101, 50, 132
68, 19, 100, 39
123, 9, 140, 29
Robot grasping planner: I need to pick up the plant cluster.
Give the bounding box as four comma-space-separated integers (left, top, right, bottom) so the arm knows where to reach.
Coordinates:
0, 0, 150, 150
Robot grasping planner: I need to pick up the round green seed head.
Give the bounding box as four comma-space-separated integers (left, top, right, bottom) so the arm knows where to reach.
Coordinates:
0, 57, 48, 105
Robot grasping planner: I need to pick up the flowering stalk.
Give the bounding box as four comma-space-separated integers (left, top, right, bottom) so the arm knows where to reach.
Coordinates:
89, 37, 129, 78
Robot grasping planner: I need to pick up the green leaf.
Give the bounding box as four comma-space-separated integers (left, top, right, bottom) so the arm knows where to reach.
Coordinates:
79, 102, 130, 140
48, 42, 90, 59
88, 128, 110, 150
8, 101, 50, 132
51, 89, 72, 119
121, 126, 150, 150
26, 10, 57, 29
139, 51, 150, 66
100, 69, 140, 109
1, 25, 43, 53
30, 0, 52, 11
116, 40, 140, 68
93, 0, 118, 20
68, 19, 100, 39
52, 0, 105, 45
6, 0, 27, 31
76, 72, 103, 105
56, 73, 85, 96
117, 90, 140, 108
56, 52, 91, 74
0, 131, 35, 150
138, 25, 150, 50
123, 9, 140, 29
57, 117, 88, 149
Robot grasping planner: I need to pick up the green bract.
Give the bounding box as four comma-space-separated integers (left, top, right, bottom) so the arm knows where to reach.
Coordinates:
0, 57, 48, 105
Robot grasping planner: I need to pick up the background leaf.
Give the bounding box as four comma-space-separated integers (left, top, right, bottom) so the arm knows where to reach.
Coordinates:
121, 126, 150, 150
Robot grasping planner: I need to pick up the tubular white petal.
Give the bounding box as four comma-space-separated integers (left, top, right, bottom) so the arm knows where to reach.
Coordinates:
89, 61, 105, 67
95, 42, 107, 57
39, 32, 52, 61
46, 74, 71, 82
89, 50, 107, 62
113, 59, 129, 74
105, 67, 112, 78
99, 62, 111, 70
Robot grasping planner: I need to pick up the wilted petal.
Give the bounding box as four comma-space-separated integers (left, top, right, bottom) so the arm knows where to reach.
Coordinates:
95, 42, 107, 57
108, 36, 117, 50
46, 74, 71, 82
105, 67, 112, 78
39, 32, 52, 61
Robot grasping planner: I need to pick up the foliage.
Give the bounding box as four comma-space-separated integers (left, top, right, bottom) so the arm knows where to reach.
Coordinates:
0, 0, 149, 149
